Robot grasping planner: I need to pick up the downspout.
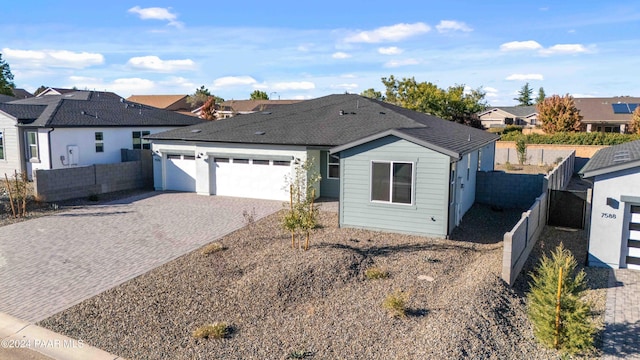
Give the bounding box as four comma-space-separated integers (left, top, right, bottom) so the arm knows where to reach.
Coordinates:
47, 128, 55, 169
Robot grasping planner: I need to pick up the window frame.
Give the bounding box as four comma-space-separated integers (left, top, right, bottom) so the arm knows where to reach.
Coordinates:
132, 130, 151, 150
26, 130, 39, 161
370, 160, 414, 206
0, 130, 4, 160
327, 152, 340, 179
95, 132, 104, 153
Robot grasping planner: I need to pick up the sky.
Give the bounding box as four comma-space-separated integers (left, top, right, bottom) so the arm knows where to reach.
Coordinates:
1, 1, 639, 105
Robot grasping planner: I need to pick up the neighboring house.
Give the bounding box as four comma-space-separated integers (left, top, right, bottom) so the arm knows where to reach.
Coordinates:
575, 97, 640, 133
579, 140, 640, 270
213, 99, 303, 119
148, 94, 499, 238
126, 95, 194, 116
0, 89, 34, 103
0, 94, 15, 103
36, 87, 78, 97
0, 90, 204, 179
478, 106, 538, 128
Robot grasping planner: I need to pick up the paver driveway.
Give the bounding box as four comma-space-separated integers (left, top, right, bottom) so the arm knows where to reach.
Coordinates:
0, 192, 282, 323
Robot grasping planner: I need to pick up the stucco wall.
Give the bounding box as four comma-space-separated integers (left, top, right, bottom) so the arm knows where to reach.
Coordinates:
589, 167, 640, 268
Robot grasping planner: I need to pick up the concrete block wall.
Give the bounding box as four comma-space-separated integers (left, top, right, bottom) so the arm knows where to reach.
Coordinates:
34, 160, 152, 202
476, 171, 545, 209
495, 147, 572, 166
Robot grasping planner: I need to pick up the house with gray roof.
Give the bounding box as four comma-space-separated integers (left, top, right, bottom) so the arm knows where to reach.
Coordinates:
579, 140, 640, 270
148, 93, 499, 237
478, 105, 538, 128
0, 90, 204, 179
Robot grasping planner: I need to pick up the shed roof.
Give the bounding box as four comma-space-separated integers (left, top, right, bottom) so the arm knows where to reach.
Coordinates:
579, 140, 640, 178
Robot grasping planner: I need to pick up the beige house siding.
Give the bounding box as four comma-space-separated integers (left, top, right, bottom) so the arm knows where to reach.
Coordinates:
0, 113, 23, 177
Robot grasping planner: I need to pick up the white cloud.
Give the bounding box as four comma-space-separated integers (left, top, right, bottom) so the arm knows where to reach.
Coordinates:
378, 46, 403, 55
499, 41, 543, 52
505, 73, 544, 81
436, 20, 473, 33
344, 22, 430, 43
127, 56, 195, 72
331, 83, 359, 90
2, 47, 104, 69
384, 58, 420, 68
341, 74, 357, 78
128, 6, 182, 27
482, 86, 499, 98
213, 76, 258, 88
332, 52, 352, 59
272, 81, 315, 90
540, 44, 588, 55
159, 76, 196, 90
68, 76, 156, 95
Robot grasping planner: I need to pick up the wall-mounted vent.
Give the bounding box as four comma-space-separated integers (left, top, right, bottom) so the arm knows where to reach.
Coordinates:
613, 150, 631, 163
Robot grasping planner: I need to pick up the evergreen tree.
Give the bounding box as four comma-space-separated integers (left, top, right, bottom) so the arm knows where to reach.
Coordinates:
514, 82, 534, 106
0, 53, 15, 96
536, 87, 546, 104
527, 244, 595, 354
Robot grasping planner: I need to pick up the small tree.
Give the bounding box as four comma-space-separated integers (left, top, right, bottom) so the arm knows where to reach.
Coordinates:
282, 158, 321, 250
200, 97, 217, 120
250, 90, 269, 100
516, 137, 527, 165
34, 85, 48, 96
527, 244, 595, 354
537, 94, 583, 133
187, 85, 212, 109
514, 83, 534, 106
628, 106, 640, 134
536, 87, 546, 105
360, 88, 383, 101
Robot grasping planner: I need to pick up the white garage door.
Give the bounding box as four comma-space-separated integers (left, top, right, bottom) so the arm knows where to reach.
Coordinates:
165, 154, 196, 192
626, 204, 640, 270
211, 156, 292, 201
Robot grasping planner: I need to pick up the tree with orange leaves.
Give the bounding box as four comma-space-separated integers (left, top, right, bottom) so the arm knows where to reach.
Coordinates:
536, 94, 583, 133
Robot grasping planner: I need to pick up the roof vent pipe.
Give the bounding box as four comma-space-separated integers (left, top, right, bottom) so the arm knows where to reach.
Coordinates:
339, 110, 344, 116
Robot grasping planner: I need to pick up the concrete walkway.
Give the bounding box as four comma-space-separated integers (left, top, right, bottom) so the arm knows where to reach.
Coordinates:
603, 269, 640, 359
0, 192, 283, 359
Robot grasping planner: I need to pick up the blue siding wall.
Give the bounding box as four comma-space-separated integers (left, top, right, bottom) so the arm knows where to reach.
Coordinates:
319, 150, 340, 198
339, 136, 450, 237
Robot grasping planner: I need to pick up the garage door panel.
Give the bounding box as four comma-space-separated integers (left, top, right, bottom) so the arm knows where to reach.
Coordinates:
166, 156, 196, 192
625, 204, 640, 270
212, 158, 291, 201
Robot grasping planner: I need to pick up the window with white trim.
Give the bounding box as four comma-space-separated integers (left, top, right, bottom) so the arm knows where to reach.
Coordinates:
371, 161, 413, 205
327, 152, 340, 179
26, 131, 39, 160
132, 131, 150, 150
0, 131, 4, 160
95, 132, 104, 153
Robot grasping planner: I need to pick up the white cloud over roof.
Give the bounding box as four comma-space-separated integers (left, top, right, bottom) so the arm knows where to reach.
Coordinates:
2, 47, 104, 69
384, 58, 420, 68
499, 41, 543, 51
436, 20, 473, 33
127, 56, 195, 72
344, 23, 430, 43
213, 76, 258, 88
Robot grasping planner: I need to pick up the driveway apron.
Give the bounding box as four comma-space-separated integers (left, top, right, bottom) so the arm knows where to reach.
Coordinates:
0, 192, 282, 323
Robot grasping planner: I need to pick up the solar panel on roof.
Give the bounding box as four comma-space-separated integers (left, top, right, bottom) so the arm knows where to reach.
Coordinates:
630, 104, 639, 113
612, 103, 631, 114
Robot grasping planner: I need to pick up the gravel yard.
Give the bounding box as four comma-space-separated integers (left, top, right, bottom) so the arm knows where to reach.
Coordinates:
36, 202, 606, 360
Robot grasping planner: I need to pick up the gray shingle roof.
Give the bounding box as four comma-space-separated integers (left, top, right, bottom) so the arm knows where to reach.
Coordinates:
579, 140, 640, 178
0, 94, 16, 103
149, 94, 499, 157
481, 105, 537, 117
3, 91, 204, 127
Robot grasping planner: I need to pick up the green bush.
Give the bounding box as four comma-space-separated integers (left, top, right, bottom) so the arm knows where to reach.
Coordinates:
500, 131, 640, 145
516, 137, 527, 165
365, 266, 389, 279
382, 290, 410, 318
192, 322, 231, 339
527, 244, 595, 354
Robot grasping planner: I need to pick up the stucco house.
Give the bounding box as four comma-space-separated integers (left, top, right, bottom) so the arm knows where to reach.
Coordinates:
148, 94, 499, 237
580, 140, 640, 270
0, 90, 204, 179
575, 97, 640, 134
478, 106, 538, 128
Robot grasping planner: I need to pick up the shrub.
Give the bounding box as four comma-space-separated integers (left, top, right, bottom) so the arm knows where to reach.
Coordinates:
500, 131, 640, 145
192, 322, 231, 339
365, 266, 389, 280
287, 350, 314, 359
504, 161, 515, 171
516, 137, 527, 165
201, 242, 225, 255
382, 290, 410, 318
527, 244, 595, 354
